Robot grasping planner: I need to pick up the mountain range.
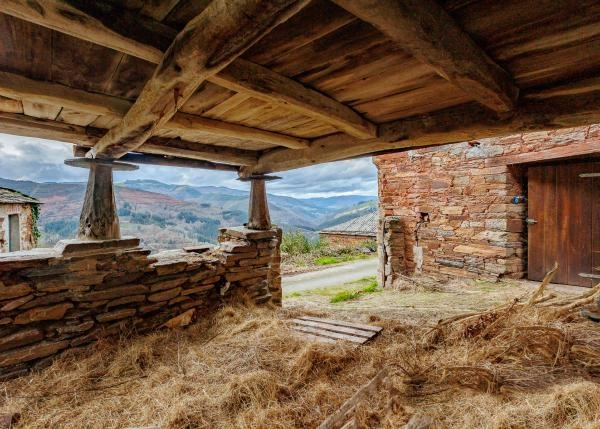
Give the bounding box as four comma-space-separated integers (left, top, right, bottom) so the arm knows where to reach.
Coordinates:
0, 178, 377, 250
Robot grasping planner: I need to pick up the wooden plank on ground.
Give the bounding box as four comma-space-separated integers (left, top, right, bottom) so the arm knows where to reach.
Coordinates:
297, 332, 337, 344
292, 325, 369, 344
292, 319, 375, 338
298, 316, 383, 332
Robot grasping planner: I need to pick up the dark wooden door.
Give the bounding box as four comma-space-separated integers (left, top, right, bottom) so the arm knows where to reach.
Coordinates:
528, 161, 600, 287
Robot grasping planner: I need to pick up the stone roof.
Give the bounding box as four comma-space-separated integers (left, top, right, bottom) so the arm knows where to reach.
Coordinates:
321, 211, 378, 237
0, 187, 40, 205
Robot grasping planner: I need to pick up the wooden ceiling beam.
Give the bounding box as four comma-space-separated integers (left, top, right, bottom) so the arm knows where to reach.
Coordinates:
0, 0, 372, 142
89, 0, 309, 159
247, 89, 600, 173
210, 59, 377, 139
72, 145, 239, 172
0, 112, 258, 166
331, 0, 519, 113
0, 71, 309, 149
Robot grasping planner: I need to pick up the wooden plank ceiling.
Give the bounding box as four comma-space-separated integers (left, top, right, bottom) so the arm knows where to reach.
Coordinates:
0, 0, 598, 175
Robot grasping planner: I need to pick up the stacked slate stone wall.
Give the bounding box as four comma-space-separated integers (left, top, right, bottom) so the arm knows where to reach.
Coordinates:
375, 125, 600, 285
0, 226, 279, 379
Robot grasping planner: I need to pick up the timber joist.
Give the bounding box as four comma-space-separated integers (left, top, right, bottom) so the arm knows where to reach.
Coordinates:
0, 0, 599, 172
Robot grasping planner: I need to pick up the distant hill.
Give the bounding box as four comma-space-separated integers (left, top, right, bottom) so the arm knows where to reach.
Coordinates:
0, 177, 376, 251
317, 199, 378, 230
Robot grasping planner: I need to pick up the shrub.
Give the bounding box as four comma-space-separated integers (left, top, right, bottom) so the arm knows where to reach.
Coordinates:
281, 231, 321, 255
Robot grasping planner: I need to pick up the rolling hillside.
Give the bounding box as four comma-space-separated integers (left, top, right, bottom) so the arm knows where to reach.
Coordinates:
0, 178, 376, 250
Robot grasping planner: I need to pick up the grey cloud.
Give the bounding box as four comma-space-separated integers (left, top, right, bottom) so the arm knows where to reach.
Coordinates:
0, 134, 377, 198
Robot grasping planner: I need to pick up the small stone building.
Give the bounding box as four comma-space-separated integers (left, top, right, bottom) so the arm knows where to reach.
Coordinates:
375, 125, 600, 288
320, 211, 377, 248
0, 188, 39, 253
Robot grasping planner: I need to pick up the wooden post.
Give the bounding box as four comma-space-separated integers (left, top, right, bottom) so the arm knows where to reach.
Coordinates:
240, 174, 281, 230
64, 158, 138, 240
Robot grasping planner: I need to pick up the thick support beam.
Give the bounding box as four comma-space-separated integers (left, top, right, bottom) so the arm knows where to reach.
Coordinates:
332, 0, 518, 113
0, 112, 259, 166
210, 59, 377, 139
0, 1, 365, 144
64, 159, 138, 241
0, 71, 309, 150
248, 90, 600, 173
88, 0, 309, 158
240, 175, 281, 230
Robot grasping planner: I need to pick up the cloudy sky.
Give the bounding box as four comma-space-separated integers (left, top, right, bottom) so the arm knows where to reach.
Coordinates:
0, 133, 378, 198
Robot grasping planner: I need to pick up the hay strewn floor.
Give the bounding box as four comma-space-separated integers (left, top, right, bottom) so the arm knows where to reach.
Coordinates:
1, 279, 600, 428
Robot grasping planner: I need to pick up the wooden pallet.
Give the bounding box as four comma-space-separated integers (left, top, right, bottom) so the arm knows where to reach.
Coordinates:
291, 316, 382, 344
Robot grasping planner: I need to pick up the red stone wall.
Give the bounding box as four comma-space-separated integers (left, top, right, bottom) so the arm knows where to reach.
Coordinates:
320, 233, 375, 249
374, 125, 600, 285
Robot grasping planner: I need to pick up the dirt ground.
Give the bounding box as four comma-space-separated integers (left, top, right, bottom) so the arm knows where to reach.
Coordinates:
284, 275, 583, 324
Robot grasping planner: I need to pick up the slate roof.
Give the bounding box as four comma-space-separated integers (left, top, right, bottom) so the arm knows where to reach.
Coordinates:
321, 211, 378, 236
0, 187, 40, 205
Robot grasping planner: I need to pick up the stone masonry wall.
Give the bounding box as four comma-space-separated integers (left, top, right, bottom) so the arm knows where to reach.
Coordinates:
0, 226, 280, 379
375, 125, 600, 285
0, 204, 36, 253
320, 233, 375, 249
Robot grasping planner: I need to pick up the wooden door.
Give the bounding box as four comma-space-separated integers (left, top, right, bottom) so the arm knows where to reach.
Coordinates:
528, 161, 600, 287
8, 214, 20, 252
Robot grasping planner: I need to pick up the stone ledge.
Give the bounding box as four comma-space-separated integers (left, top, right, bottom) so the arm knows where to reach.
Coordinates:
54, 237, 141, 257
219, 226, 277, 240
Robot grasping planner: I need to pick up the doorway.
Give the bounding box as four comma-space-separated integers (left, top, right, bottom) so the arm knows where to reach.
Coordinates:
527, 160, 600, 287
8, 214, 20, 252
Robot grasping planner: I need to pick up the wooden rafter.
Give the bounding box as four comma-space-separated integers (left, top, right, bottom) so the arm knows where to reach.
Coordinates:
0, 71, 309, 149
247, 89, 600, 173
332, 0, 519, 113
210, 59, 377, 139
73, 146, 239, 172
0, 112, 258, 166
89, 0, 310, 158
0, 0, 374, 142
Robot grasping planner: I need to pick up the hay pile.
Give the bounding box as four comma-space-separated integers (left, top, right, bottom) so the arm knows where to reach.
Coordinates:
1, 281, 600, 428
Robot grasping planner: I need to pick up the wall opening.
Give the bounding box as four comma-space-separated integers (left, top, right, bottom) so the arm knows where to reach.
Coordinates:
8, 214, 20, 252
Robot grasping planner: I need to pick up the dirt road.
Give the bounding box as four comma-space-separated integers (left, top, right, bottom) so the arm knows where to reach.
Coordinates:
282, 257, 377, 293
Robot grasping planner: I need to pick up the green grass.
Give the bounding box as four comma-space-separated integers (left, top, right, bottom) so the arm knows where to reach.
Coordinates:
314, 254, 368, 265
330, 290, 361, 303
328, 276, 380, 303
285, 291, 304, 299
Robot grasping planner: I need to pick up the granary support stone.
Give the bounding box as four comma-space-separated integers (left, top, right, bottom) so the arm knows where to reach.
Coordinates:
239, 174, 281, 230
64, 158, 138, 241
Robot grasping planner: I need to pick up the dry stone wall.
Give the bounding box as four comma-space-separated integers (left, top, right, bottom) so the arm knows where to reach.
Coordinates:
0, 227, 280, 379
375, 125, 600, 285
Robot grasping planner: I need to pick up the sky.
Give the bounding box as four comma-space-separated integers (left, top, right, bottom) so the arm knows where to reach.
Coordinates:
0, 133, 378, 199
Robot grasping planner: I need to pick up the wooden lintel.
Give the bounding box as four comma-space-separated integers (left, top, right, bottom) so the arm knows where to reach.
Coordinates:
332, 0, 518, 113
0, 71, 308, 150
0, 112, 258, 166
248, 89, 600, 173
73, 145, 240, 172
210, 59, 377, 138
89, 0, 309, 158
486, 141, 600, 167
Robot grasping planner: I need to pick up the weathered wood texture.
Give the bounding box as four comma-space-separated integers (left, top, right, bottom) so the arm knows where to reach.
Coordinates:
0, 71, 308, 150
249, 90, 600, 173
332, 0, 518, 113
89, 0, 309, 158
528, 162, 600, 287
0, 0, 599, 170
78, 163, 120, 240
0, 112, 258, 166
247, 179, 272, 230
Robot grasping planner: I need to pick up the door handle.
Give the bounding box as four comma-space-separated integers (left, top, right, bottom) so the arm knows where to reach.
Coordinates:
525, 218, 538, 225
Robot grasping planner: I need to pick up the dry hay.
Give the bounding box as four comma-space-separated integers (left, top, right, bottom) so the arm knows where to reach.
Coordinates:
1, 281, 600, 428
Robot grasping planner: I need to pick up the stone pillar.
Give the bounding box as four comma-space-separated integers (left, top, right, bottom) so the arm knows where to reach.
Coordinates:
64, 158, 138, 241
239, 174, 281, 230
